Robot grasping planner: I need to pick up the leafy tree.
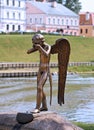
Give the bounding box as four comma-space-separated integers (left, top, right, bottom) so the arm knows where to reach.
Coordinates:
57, 0, 82, 14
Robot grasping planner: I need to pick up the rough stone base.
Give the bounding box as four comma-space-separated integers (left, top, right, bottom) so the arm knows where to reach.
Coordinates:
0, 112, 83, 130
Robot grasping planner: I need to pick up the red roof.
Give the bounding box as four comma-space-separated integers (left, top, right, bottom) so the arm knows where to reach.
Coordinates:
79, 12, 94, 25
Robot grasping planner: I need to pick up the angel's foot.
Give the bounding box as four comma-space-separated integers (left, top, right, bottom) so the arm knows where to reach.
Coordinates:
31, 109, 40, 114
39, 107, 48, 112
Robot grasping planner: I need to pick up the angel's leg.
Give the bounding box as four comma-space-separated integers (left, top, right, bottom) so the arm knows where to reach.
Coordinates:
35, 71, 48, 112
40, 91, 48, 111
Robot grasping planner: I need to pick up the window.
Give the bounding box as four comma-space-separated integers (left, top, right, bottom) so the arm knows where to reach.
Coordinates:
62, 19, 64, 25
74, 32, 76, 36
12, 25, 15, 31
53, 18, 55, 25
75, 20, 77, 26
57, 19, 60, 24
40, 18, 42, 24
48, 18, 50, 24
7, 0, 9, 6
80, 29, 83, 34
13, 13, 15, 19
85, 29, 88, 33
7, 12, 9, 19
18, 13, 21, 20
18, 25, 20, 31
70, 32, 72, 35
13, 0, 15, 6
30, 18, 32, 23
71, 20, 73, 26
66, 19, 68, 25
18, 1, 21, 7
35, 18, 37, 23
6, 25, 9, 31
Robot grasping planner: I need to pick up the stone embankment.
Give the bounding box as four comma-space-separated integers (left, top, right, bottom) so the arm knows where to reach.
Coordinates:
0, 62, 93, 77
0, 112, 83, 130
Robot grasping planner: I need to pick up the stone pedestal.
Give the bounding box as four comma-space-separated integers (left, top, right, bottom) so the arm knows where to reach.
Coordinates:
0, 112, 83, 130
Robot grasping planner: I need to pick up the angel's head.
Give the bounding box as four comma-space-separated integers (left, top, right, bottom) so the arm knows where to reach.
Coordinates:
32, 34, 45, 47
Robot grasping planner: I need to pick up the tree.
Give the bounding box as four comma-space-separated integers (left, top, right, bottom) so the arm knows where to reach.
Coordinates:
57, 0, 82, 14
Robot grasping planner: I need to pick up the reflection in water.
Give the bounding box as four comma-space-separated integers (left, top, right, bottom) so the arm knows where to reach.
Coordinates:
0, 74, 94, 123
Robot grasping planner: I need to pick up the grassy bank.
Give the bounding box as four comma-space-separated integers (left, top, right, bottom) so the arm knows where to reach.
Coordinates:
0, 34, 94, 72
68, 66, 94, 73
0, 34, 94, 62
74, 122, 94, 130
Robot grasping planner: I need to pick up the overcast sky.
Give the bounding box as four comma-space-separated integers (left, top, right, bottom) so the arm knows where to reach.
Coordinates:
79, 0, 94, 12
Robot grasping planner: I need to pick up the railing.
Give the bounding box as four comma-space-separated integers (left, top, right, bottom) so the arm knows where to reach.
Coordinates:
69, 62, 94, 66
0, 62, 94, 70
0, 62, 93, 77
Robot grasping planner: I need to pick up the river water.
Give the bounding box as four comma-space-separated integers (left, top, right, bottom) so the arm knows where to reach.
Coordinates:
0, 73, 94, 123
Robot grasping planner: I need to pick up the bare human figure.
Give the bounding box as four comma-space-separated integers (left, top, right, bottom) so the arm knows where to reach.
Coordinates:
16, 34, 70, 124
27, 34, 52, 113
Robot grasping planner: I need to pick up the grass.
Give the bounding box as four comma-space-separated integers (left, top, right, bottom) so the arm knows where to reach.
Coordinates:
0, 34, 94, 62
69, 36, 94, 62
0, 34, 94, 72
68, 66, 94, 73
74, 122, 94, 130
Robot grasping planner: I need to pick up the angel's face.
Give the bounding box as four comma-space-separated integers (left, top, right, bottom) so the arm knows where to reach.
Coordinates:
33, 42, 43, 48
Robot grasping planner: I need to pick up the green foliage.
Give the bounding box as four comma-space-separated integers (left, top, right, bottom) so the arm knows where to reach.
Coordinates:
58, 0, 82, 14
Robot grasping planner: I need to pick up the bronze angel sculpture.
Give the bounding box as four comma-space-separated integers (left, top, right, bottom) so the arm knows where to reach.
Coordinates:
27, 34, 70, 113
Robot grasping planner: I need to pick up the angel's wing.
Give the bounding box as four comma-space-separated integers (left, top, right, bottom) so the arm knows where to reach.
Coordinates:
51, 38, 70, 105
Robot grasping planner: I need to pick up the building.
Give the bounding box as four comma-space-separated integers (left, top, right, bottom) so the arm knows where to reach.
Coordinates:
26, 0, 79, 36
79, 12, 94, 37
0, 0, 26, 33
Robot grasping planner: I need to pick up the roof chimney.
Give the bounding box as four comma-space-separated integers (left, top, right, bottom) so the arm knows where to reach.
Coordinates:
42, 0, 47, 2
86, 12, 90, 20
51, 0, 57, 8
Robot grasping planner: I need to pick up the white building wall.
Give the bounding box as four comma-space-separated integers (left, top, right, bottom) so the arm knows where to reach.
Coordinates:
0, 0, 26, 33
26, 13, 46, 32
45, 15, 79, 35
26, 13, 79, 35
25, 1, 79, 35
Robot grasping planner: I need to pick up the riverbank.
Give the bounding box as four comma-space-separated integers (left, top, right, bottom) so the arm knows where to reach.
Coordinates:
0, 68, 94, 78
0, 68, 38, 77
0, 34, 94, 62
0, 62, 94, 77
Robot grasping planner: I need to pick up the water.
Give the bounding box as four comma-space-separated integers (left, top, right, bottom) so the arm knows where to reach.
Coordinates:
0, 73, 94, 123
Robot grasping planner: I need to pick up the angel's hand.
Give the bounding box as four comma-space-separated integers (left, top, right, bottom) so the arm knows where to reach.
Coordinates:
34, 44, 41, 50
27, 49, 31, 54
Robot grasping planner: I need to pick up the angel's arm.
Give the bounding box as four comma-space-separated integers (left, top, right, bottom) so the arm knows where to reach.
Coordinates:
35, 44, 51, 56
27, 47, 38, 54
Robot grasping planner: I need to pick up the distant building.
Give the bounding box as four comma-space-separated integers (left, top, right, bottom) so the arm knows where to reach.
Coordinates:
26, 0, 79, 35
0, 0, 26, 33
79, 12, 94, 37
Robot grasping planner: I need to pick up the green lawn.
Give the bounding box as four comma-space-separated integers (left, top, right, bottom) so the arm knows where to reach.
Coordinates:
0, 34, 94, 62
74, 122, 94, 130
